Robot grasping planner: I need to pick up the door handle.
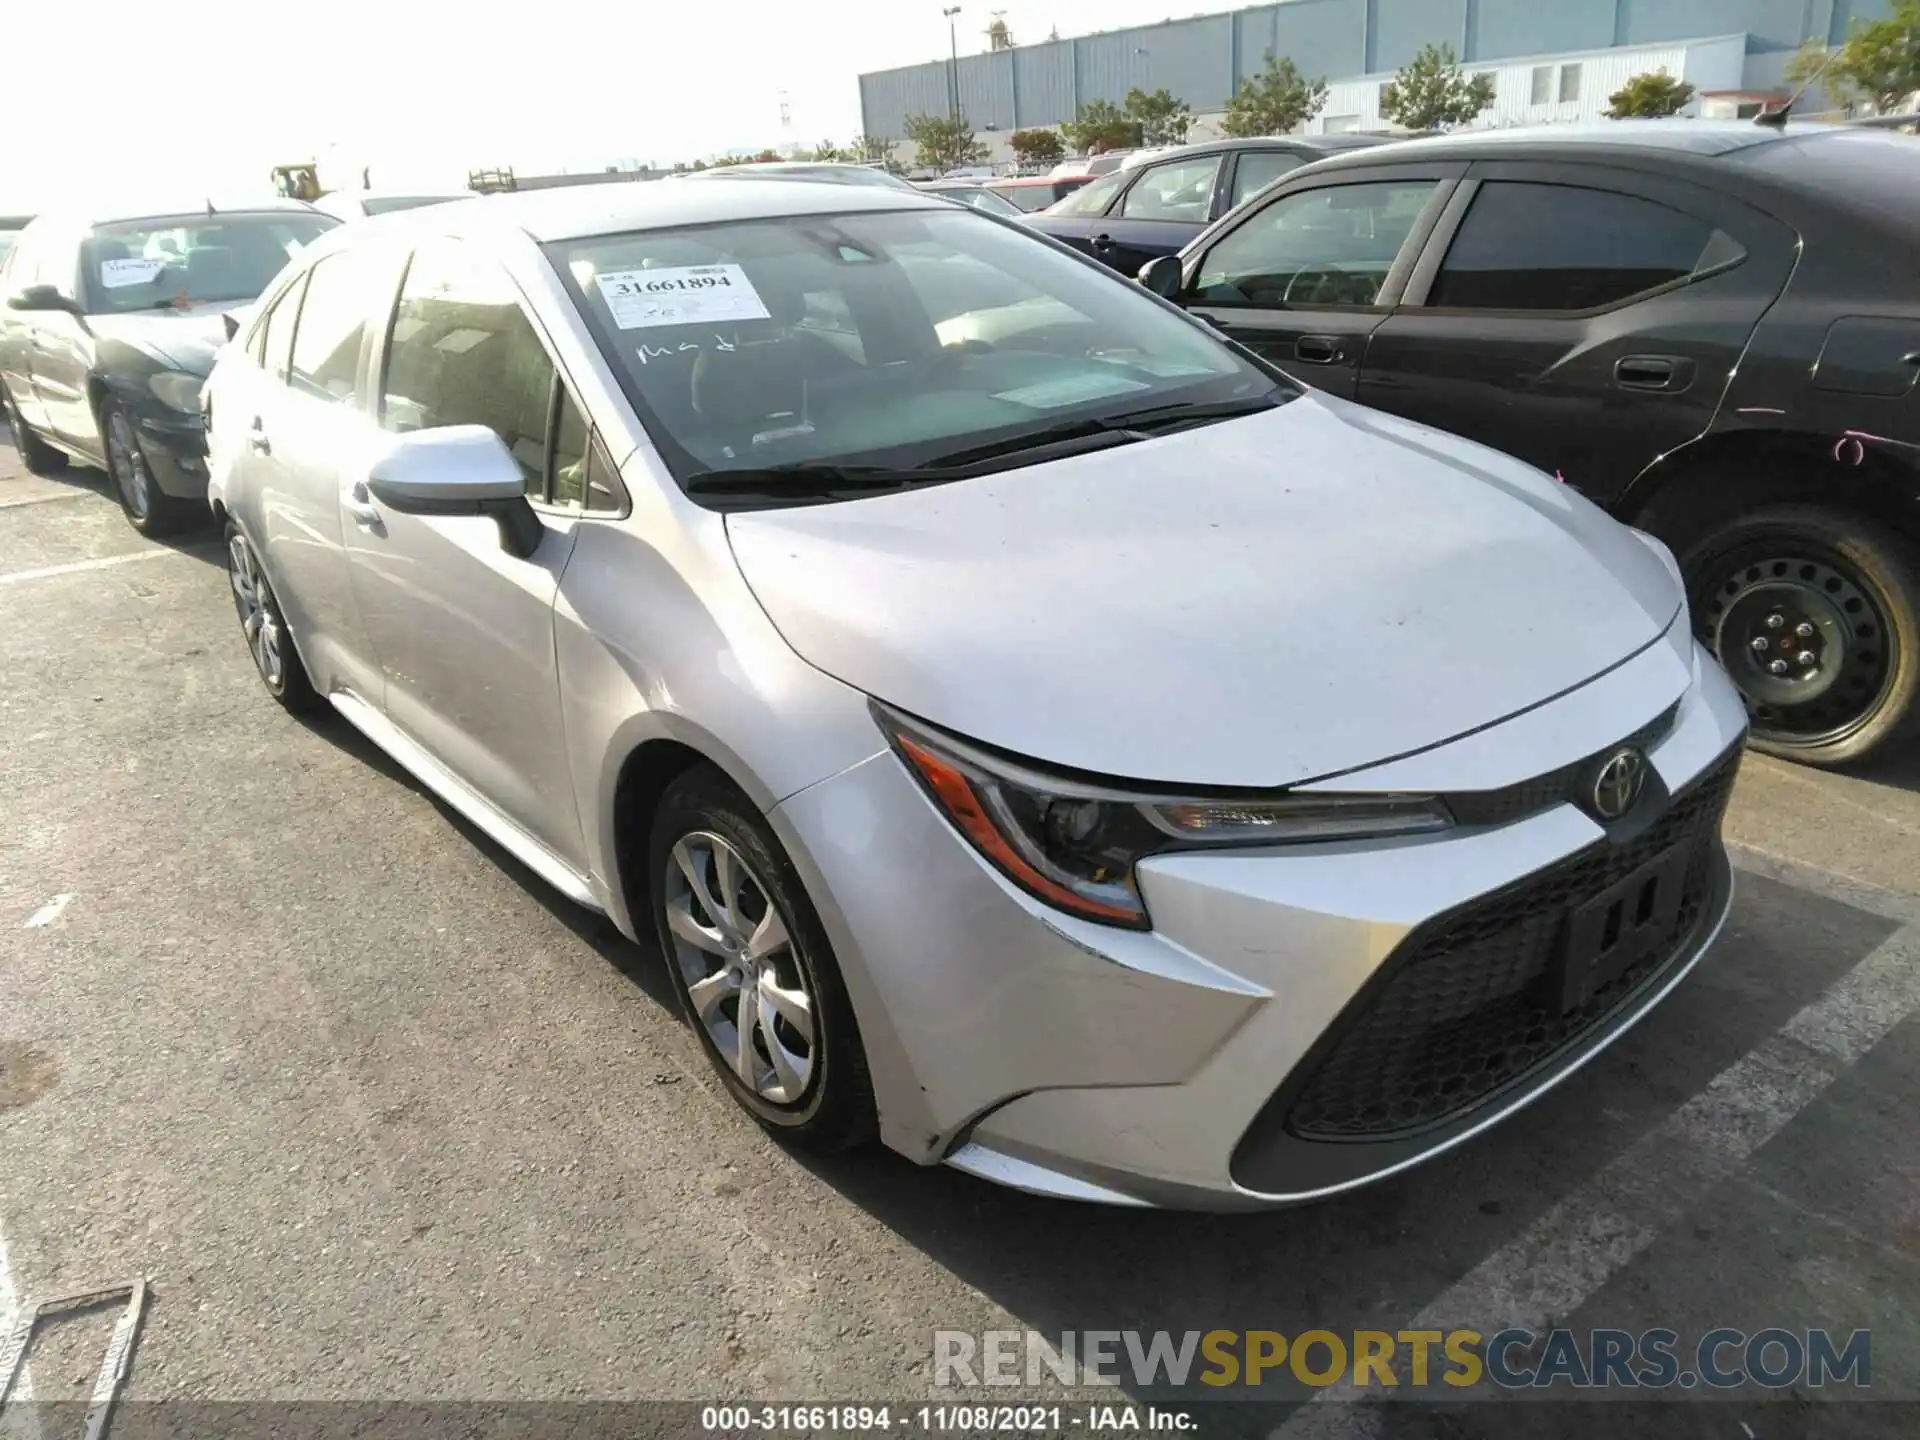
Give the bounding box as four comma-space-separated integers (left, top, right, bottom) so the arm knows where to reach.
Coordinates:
1293, 334, 1345, 365
1090, 233, 1115, 251
344, 482, 380, 527
1614, 355, 1692, 391
247, 417, 271, 454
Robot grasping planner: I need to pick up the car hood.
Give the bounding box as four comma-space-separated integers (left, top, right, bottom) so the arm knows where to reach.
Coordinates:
88, 303, 232, 375
726, 392, 1681, 788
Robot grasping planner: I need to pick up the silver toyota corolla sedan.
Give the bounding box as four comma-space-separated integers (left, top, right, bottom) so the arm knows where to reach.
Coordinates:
202, 180, 1748, 1209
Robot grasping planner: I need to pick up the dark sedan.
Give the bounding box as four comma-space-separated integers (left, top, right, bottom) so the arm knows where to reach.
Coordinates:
0, 201, 337, 534
1026, 135, 1390, 274
1139, 120, 1920, 767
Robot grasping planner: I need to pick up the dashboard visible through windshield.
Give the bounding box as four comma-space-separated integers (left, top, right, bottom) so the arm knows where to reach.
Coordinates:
549, 207, 1287, 502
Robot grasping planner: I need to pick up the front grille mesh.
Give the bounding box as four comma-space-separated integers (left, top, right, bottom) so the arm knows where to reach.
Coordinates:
1283, 745, 1740, 1142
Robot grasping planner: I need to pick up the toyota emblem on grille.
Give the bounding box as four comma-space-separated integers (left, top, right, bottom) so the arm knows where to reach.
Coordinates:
1591, 747, 1649, 820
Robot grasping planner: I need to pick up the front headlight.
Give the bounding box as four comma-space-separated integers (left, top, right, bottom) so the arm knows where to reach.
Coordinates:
875, 705, 1451, 929
148, 371, 206, 415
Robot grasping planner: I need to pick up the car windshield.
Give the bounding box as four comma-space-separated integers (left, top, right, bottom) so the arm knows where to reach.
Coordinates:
549, 206, 1285, 498
80, 212, 337, 314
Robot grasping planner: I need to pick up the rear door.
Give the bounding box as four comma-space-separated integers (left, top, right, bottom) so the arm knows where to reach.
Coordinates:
242, 244, 401, 705
1219, 148, 1312, 216
1358, 161, 1798, 503
0, 224, 48, 428
1082, 151, 1228, 274
1178, 169, 1460, 399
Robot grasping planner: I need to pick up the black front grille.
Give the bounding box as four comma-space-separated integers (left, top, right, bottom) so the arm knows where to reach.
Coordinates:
1444, 704, 1679, 828
1280, 743, 1741, 1142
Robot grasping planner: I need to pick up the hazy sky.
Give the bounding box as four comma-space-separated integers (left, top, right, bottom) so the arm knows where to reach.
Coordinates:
4, 0, 1221, 210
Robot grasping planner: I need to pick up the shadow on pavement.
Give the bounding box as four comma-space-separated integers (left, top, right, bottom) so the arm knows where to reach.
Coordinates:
290, 701, 678, 1016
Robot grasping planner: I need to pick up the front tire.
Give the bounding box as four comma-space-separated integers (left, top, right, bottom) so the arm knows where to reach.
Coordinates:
1686, 505, 1920, 767
103, 400, 197, 537
225, 521, 317, 712
647, 765, 876, 1152
4, 390, 67, 476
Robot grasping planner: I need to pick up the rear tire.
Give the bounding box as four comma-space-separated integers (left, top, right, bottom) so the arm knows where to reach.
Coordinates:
647, 764, 877, 1153
102, 400, 198, 537
4, 390, 68, 476
225, 520, 318, 713
1685, 504, 1920, 768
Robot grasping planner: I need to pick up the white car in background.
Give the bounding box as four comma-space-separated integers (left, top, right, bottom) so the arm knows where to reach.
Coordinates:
314, 190, 471, 222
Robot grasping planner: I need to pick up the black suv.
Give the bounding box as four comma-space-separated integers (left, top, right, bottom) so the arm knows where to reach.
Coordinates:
1141, 120, 1920, 767
0, 200, 336, 533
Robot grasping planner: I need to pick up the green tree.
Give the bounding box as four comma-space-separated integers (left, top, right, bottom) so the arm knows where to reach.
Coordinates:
850, 134, 894, 165
1061, 99, 1141, 153
1222, 51, 1327, 137
1009, 127, 1066, 166
1380, 43, 1497, 131
1124, 87, 1194, 145
1790, 2, 1920, 111
1606, 71, 1696, 118
904, 112, 990, 170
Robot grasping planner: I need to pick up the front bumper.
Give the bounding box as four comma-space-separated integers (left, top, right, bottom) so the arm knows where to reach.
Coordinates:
770, 633, 1749, 1209
131, 411, 208, 499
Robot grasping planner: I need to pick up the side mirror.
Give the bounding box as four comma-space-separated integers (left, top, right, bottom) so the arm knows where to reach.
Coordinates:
1137, 254, 1183, 300
366, 424, 544, 559
7, 283, 81, 315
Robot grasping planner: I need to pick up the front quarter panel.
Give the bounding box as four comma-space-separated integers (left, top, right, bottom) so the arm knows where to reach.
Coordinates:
554, 452, 886, 938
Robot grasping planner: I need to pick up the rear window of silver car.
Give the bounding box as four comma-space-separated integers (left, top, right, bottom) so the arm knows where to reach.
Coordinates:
548, 207, 1277, 485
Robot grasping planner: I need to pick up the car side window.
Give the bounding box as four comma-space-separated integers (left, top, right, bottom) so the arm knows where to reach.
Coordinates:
263, 272, 307, 383
1119, 156, 1222, 222
1428, 181, 1733, 312
1230, 152, 1305, 209
1193, 180, 1439, 308
287, 249, 389, 406
380, 239, 556, 493
1046, 172, 1127, 217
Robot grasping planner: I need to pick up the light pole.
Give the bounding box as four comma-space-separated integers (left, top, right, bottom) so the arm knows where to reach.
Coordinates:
943, 6, 962, 123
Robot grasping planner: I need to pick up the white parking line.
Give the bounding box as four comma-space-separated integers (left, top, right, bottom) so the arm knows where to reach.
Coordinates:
0, 551, 177, 588
0, 1221, 44, 1435
1274, 906, 1920, 1437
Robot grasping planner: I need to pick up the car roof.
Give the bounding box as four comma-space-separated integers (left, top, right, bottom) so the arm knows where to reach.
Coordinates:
33, 197, 325, 230
1297, 118, 1840, 171
342, 178, 948, 244
988, 175, 1078, 186
1161, 134, 1391, 156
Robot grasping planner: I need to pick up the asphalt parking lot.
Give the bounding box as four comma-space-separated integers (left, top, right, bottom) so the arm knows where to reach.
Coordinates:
2, 443, 1917, 1438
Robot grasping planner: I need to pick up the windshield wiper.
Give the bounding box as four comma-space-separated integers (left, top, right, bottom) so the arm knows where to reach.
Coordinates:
682, 463, 931, 499
920, 392, 1285, 471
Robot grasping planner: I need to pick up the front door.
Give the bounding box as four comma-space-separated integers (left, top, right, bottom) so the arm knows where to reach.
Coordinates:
1180, 175, 1455, 400
1358, 163, 1798, 503
239, 251, 394, 706
342, 236, 586, 867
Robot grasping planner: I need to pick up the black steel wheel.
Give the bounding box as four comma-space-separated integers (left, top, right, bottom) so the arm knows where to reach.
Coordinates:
1687, 505, 1920, 767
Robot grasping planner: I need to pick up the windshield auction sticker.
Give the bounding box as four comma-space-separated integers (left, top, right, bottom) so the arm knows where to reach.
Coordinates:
99, 257, 168, 288
595, 265, 771, 329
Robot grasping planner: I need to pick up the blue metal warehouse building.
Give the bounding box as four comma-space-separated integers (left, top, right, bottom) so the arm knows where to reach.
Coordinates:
858, 0, 1893, 159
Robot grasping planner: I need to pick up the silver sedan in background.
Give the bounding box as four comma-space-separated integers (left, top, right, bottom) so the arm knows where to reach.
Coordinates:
202, 181, 1746, 1208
